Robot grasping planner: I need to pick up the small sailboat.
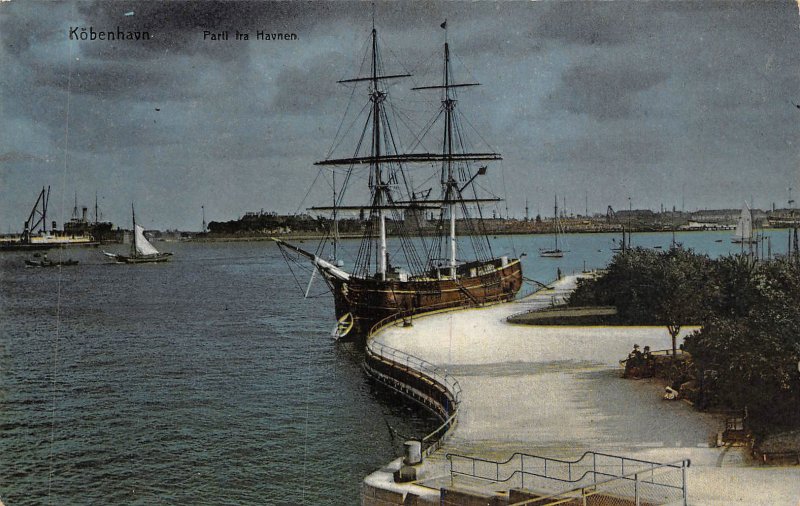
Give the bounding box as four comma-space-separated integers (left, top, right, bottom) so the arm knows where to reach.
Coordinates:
25, 254, 79, 267
103, 204, 172, 263
732, 203, 757, 244
540, 195, 565, 258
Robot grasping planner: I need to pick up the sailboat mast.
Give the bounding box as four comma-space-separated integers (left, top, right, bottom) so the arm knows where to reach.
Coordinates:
443, 42, 458, 279
554, 194, 559, 251
131, 202, 137, 257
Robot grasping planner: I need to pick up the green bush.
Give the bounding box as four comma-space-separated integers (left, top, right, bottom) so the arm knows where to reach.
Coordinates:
572, 247, 800, 431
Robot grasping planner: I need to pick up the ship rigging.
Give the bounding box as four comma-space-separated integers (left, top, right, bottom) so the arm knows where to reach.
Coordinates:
275, 22, 523, 340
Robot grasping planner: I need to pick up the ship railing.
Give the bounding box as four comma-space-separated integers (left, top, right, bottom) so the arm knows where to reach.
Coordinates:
446, 451, 690, 506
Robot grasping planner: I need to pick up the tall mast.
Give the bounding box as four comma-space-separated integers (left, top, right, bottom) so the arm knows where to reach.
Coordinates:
370, 27, 388, 280
131, 202, 137, 257
314, 23, 411, 279
332, 172, 339, 261
443, 42, 458, 278
554, 194, 559, 251
94, 192, 99, 224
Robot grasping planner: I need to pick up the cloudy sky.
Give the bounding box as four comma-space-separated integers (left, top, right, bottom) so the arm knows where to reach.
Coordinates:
1, 1, 798, 231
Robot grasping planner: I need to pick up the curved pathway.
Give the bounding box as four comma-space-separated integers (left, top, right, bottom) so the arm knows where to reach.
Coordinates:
364, 275, 800, 504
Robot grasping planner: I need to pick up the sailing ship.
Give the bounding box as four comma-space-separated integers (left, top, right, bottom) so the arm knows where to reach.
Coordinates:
274, 23, 523, 340
540, 195, 565, 258
103, 204, 172, 263
732, 203, 756, 244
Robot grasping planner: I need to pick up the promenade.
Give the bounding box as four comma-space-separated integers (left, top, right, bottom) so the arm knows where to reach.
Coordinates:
363, 275, 800, 505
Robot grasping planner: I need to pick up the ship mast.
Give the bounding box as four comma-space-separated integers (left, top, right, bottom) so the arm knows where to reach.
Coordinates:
370, 28, 388, 280
409, 25, 503, 278
131, 202, 137, 257
443, 41, 458, 278
554, 194, 559, 251
314, 26, 413, 280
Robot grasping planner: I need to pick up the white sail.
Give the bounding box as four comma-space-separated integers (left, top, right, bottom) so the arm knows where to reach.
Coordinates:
734, 205, 752, 241
134, 224, 160, 256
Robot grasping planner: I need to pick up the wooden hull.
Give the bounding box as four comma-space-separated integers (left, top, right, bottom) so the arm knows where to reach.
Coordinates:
108, 252, 172, 263
25, 259, 79, 267
322, 258, 523, 340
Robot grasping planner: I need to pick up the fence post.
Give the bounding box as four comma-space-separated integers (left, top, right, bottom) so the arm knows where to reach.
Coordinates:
682, 462, 688, 505
635, 472, 640, 506
521, 454, 525, 489
450, 458, 454, 487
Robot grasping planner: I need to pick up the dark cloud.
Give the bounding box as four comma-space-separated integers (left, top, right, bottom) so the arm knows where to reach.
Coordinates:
1, 1, 799, 229
535, 2, 644, 46
270, 53, 352, 114
551, 64, 668, 120
73, 1, 350, 60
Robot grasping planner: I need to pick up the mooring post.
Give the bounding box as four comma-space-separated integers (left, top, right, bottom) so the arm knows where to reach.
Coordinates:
682, 462, 688, 505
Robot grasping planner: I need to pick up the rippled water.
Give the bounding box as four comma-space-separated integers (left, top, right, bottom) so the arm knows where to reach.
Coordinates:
0, 242, 436, 505
0, 230, 787, 504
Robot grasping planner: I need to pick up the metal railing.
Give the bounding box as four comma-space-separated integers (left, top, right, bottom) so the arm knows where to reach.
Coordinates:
365, 311, 465, 454
447, 451, 690, 505
510, 460, 690, 506
367, 339, 462, 405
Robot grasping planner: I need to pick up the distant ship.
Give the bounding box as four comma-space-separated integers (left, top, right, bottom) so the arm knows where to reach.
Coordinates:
0, 186, 100, 251
103, 204, 172, 263
275, 23, 523, 340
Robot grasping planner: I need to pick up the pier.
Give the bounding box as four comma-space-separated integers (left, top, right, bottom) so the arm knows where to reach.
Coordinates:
362, 275, 800, 504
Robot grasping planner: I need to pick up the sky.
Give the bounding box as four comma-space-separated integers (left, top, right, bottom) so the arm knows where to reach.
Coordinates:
1, 1, 798, 231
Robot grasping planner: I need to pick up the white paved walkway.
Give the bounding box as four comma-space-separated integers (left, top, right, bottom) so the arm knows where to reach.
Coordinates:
368, 275, 800, 505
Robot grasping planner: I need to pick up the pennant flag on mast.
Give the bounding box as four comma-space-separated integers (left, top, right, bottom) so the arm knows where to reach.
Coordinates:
440, 20, 447, 29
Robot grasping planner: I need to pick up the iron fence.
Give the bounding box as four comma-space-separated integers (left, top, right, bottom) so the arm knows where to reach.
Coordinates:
447, 451, 690, 506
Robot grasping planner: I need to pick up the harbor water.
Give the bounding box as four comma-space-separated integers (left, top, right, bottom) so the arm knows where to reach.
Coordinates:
0, 230, 789, 504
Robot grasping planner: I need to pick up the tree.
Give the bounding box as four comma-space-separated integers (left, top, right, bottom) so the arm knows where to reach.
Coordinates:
649, 247, 710, 359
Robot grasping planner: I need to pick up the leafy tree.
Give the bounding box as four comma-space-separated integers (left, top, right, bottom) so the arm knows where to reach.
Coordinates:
572, 249, 800, 430
684, 257, 800, 429
570, 246, 709, 354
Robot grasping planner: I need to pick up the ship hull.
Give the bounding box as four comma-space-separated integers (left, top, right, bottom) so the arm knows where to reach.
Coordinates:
323, 258, 523, 340
104, 252, 173, 263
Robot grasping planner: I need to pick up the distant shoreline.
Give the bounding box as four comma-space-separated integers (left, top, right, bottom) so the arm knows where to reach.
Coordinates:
185, 226, 793, 243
